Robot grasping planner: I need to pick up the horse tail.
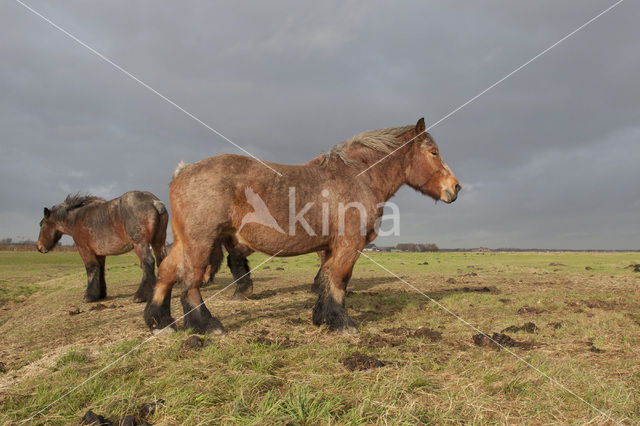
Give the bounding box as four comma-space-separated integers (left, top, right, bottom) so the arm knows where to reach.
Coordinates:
171, 160, 188, 182
152, 199, 166, 216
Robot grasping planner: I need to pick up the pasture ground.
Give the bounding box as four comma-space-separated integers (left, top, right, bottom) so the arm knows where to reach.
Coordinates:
1, 250, 639, 424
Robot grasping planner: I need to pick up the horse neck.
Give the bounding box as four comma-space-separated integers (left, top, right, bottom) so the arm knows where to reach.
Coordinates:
55, 209, 80, 235
358, 148, 409, 202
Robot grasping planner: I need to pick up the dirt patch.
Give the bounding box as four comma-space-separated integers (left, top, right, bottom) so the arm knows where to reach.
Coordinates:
462, 286, 492, 293
183, 335, 204, 351
68, 307, 83, 316
88, 303, 122, 311
250, 290, 277, 300
418, 261, 429, 265
584, 340, 604, 354
549, 262, 565, 266
517, 306, 544, 315
275, 267, 285, 271
359, 333, 406, 348
383, 326, 442, 341
584, 299, 619, 310
501, 322, 538, 334
472, 332, 534, 350
499, 298, 511, 304
341, 352, 385, 371
624, 263, 640, 272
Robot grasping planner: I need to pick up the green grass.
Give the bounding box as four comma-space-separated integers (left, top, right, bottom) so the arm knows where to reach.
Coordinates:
0, 250, 639, 424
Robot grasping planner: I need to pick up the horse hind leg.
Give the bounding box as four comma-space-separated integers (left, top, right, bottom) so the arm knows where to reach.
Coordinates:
180, 243, 224, 334
133, 244, 156, 303
229, 252, 253, 300
201, 241, 223, 288
144, 242, 181, 332
151, 211, 168, 268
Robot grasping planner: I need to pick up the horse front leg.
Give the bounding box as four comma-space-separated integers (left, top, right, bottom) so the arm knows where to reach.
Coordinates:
133, 244, 156, 303
312, 248, 359, 334
79, 248, 103, 302
97, 255, 107, 299
310, 250, 327, 294
180, 243, 224, 334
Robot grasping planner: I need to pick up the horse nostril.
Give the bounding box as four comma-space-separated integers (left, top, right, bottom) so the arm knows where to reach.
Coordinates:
455, 183, 462, 193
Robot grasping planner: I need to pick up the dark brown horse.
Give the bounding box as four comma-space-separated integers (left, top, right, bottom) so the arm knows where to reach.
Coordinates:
37, 191, 168, 303
145, 118, 460, 334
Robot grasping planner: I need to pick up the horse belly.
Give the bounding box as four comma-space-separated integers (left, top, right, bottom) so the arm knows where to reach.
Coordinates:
236, 227, 326, 257
94, 241, 133, 256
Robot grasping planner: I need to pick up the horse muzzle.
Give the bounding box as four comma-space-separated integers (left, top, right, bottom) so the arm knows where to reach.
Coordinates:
36, 242, 48, 253
440, 183, 461, 204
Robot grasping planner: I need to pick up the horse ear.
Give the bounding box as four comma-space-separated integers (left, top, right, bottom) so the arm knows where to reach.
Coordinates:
415, 117, 426, 133
44, 207, 51, 218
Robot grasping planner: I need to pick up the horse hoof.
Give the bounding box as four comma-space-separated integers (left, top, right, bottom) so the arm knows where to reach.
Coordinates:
83, 296, 101, 303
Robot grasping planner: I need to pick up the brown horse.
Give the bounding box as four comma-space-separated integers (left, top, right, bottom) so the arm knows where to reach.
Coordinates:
144, 118, 460, 334
37, 191, 168, 303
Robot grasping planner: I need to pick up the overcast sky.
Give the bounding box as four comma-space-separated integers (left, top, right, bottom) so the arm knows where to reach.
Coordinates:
1, 1, 638, 249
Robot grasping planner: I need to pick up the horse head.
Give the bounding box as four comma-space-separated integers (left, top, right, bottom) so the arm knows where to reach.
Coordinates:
404, 118, 461, 203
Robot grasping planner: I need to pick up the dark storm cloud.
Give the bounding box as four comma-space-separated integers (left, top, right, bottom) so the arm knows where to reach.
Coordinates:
1, 0, 638, 248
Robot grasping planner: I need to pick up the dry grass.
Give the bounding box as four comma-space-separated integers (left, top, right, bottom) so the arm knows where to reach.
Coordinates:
1, 251, 639, 424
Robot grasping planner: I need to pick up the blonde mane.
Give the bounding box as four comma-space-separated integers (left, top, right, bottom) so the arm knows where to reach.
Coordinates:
321, 125, 415, 166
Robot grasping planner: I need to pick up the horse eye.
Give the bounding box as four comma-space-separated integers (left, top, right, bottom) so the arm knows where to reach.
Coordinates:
431, 151, 438, 156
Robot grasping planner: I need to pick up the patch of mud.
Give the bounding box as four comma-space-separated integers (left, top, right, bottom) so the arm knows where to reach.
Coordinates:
549, 262, 565, 266
359, 333, 406, 348
183, 335, 204, 351
250, 290, 277, 300
585, 266, 593, 271
472, 332, 535, 350
68, 307, 83, 315
624, 263, 640, 272
584, 340, 604, 354
89, 303, 122, 311
418, 261, 429, 265
341, 352, 385, 371
517, 306, 545, 315
462, 286, 491, 293
275, 267, 285, 271
499, 298, 511, 304
584, 299, 619, 310
501, 322, 538, 334
548, 321, 563, 329
383, 326, 442, 341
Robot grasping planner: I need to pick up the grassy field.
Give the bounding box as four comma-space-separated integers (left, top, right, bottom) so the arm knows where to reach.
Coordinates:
1, 250, 639, 424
